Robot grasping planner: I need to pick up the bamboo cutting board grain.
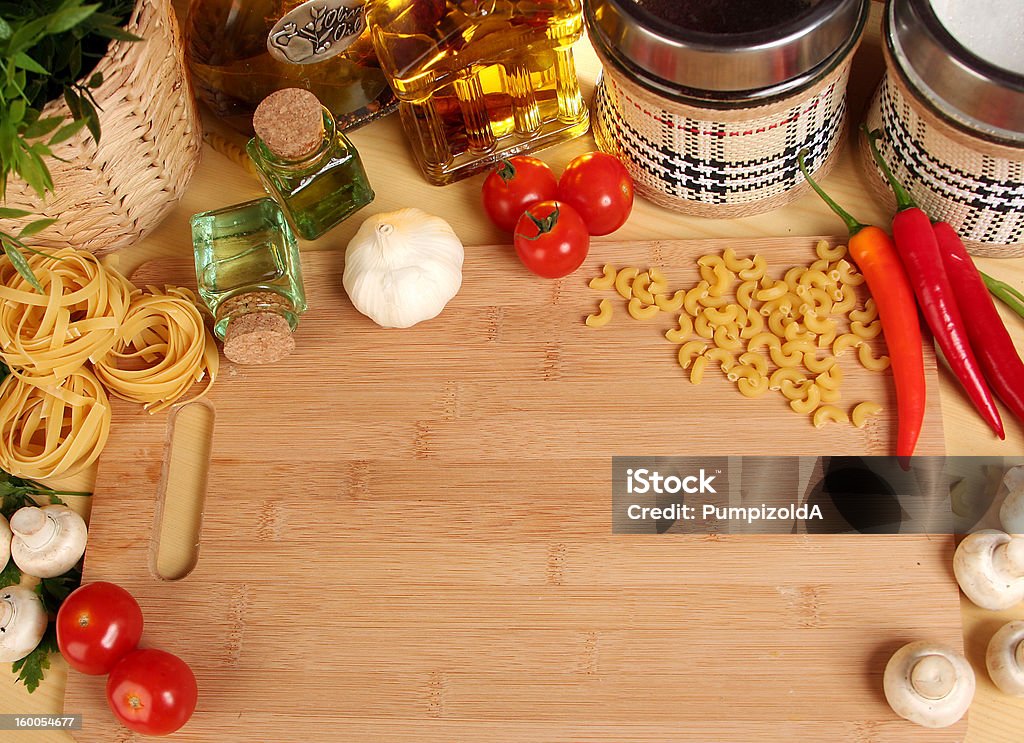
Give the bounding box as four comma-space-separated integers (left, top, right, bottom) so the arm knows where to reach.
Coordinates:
67, 238, 959, 742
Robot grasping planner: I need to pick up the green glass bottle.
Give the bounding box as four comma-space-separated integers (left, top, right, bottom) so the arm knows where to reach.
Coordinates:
191, 197, 308, 365
247, 88, 375, 241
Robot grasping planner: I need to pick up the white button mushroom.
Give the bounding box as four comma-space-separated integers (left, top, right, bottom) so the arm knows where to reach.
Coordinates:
986, 620, 1024, 696
10, 505, 88, 579
0, 514, 11, 573
884, 641, 975, 728
1002, 467, 1024, 534
953, 529, 1024, 610
1000, 486, 1024, 535
0, 585, 48, 663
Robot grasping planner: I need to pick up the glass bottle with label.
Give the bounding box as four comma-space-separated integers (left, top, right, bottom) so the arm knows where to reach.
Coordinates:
191, 198, 308, 365
186, 0, 397, 135
365, 0, 590, 185
247, 88, 375, 240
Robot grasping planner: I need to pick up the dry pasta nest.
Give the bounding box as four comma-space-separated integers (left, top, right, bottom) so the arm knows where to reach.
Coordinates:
94, 286, 219, 413
0, 367, 111, 480
0, 248, 133, 381
0, 248, 220, 480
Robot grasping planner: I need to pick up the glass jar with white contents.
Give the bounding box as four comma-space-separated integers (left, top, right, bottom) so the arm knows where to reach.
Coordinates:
860, 0, 1024, 257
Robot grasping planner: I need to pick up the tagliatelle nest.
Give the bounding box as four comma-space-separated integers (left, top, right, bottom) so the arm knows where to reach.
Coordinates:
0, 248, 220, 479
94, 286, 219, 413
0, 248, 133, 382
0, 366, 111, 480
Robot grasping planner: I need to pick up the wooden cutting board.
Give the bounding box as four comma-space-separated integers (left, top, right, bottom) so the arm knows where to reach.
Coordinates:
67, 238, 959, 742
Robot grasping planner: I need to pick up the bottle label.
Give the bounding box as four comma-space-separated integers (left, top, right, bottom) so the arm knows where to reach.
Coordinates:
267, 0, 366, 65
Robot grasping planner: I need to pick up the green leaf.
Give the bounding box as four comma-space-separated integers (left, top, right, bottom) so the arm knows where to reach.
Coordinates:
0, 207, 34, 219
17, 217, 56, 238
8, 98, 25, 124
79, 95, 99, 143
11, 624, 57, 693
21, 115, 62, 142
22, 115, 63, 139
0, 17, 12, 41
68, 39, 82, 80
88, 70, 102, 88
26, 146, 53, 192
94, 26, 143, 42
2, 239, 43, 292
12, 52, 48, 75
7, 18, 50, 56
46, 4, 102, 35
0, 489, 38, 518
0, 558, 21, 588
12, 145, 49, 197
36, 565, 82, 615
62, 87, 82, 119
47, 118, 85, 145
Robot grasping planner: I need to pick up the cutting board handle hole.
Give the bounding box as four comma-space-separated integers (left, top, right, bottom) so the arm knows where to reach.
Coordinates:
152, 401, 215, 581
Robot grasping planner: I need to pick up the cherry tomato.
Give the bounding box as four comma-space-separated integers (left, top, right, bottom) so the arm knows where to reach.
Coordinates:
482, 156, 558, 232
106, 648, 198, 737
56, 581, 143, 676
513, 200, 590, 279
556, 151, 634, 236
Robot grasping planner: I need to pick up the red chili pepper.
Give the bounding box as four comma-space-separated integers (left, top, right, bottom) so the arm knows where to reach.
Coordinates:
798, 152, 925, 459
934, 221, 1024, 427
864, 128, 1005, 439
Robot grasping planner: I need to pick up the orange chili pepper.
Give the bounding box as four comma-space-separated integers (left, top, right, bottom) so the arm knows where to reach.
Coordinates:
798, 152, 925, 460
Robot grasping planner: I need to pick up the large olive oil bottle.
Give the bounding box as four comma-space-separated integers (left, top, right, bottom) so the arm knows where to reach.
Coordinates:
366, 0, 590, 185
186, 0, 396, 135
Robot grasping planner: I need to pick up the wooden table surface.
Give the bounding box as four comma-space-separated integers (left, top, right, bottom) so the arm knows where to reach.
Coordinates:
2, 3, 1023, 740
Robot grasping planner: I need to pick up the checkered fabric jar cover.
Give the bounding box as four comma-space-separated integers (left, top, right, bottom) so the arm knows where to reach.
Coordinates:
592, 52, 856, 218
861, 72, 1024, 258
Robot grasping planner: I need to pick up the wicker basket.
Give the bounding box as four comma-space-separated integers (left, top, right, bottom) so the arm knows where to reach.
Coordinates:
0, 0, 202, 256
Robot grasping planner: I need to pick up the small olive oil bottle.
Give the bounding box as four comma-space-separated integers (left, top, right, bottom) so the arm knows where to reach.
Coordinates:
191, 197, 308, 365
247, 88, 375, 240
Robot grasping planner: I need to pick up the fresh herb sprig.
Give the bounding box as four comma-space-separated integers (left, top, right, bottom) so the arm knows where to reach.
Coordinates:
11, 625, 58, 692
0, 1, 137, 288
0, 469, 90, 692
0, 1, 137, 198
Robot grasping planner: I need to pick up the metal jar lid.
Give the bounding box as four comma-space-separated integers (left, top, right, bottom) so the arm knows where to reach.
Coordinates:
886, 0, 1024, 144
584, 0, 869, 105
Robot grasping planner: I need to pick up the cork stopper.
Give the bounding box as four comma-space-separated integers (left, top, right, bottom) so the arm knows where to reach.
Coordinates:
253, 88, 325, 160
220, 292, 296, 365
223, 312, 295, 365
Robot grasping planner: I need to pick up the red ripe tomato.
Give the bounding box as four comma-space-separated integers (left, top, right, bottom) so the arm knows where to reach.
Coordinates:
513, 200, 590, 279
56, 581, 143, 676
482, 156, 558, 232
106, 648, 198, 737
556, 151, 635, 236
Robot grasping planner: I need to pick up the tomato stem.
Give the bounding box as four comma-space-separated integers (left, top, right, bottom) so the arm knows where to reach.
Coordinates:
519, 204, 560, 241
496, 160, 516, 184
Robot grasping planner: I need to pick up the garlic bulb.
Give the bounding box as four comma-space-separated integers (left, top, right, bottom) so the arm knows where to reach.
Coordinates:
343, 209, 464, 328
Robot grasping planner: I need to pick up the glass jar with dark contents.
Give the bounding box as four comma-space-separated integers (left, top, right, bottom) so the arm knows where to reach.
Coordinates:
584, 0, 869, 216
